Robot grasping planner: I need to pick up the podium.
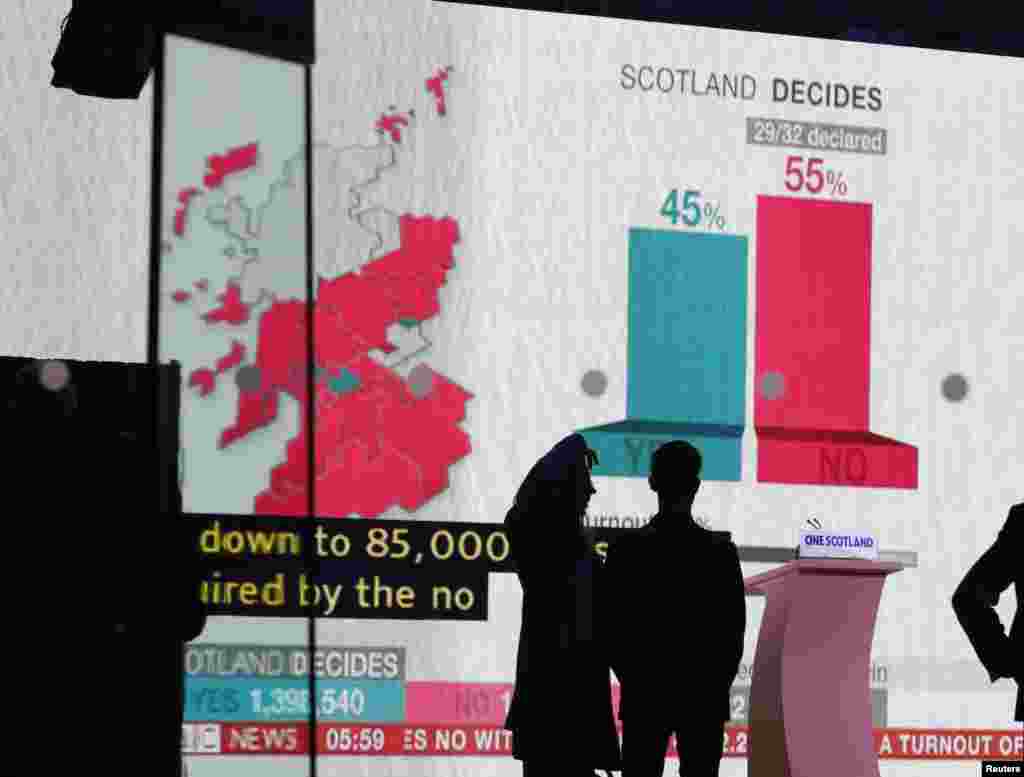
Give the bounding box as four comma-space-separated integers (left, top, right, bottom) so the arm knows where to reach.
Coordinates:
743, 558, 908, 777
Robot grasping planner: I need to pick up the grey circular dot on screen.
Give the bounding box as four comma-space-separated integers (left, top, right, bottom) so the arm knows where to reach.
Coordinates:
39, 360, 71, 391
581, 370, 608, 397
236, 366, 262, 392
942, 373, 969, 402
408, 365, 433, 399
760, 371, 785, 400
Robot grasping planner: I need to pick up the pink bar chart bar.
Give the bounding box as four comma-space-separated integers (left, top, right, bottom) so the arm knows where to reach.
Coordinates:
754, 195, 917, 489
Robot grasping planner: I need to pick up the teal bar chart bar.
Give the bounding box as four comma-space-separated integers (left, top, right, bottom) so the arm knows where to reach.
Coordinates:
579, 228, 748, 481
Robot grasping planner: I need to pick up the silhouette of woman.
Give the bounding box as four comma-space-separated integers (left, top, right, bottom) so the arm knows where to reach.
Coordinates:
503, 433, 621, 776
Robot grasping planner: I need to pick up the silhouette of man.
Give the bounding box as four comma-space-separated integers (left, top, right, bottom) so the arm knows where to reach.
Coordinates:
952, 503, 1022, 722
604, 441, 746, 777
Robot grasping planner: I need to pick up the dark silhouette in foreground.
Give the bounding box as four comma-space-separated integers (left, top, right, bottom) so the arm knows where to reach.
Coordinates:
6, 358, 208, 775
503, 433, 621, 776
501, 430, 1022, 777
604, 441, 746, 777
952, 503, 1022, 722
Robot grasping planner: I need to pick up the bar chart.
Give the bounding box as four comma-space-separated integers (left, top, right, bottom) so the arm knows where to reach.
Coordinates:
580, 197, 918, 489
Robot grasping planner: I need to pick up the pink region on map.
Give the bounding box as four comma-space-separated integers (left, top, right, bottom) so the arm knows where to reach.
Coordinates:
189, 369, 216, 398
203, 142, 259, 190
220, 390, 282, 450
358, 216, 459, 322
202, 283, 251, 325
218, 299, 303, 449
426, 67, 452, 116
172, 290, 192, 303
216, 341, 247, 373
316, 273, 399, 364
375, 113, 411, 143
255, 359, 473, 517
174, 187, 202, 237
216, 214, 471, 517
188, 341, 248, 399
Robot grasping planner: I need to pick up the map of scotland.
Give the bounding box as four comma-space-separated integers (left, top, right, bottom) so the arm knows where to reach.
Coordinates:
162, 68, 473, 518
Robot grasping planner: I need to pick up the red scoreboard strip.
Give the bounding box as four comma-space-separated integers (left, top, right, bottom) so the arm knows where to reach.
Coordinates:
185, 725, 1022, 760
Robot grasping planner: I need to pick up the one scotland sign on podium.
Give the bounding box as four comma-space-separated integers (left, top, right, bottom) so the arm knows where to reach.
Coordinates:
798, 529, 879, 561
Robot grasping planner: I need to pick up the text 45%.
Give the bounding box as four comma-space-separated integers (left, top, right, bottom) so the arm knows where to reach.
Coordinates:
661, 190, 726, 230
783, 156, 848, 196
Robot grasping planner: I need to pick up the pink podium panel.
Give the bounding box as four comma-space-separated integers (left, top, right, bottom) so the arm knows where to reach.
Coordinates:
744, 559, 904, 777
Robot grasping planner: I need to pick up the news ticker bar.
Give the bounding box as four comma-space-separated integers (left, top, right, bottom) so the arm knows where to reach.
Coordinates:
184, 646, 887, 726
186, 513, 917, 618
185, 513, 919, 572
186, 679, 761, 727
184, 679, 887, 728
182, 723, 1023, 760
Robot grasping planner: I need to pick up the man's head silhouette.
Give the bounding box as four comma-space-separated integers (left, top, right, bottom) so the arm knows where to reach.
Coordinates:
648, 440, 702, 518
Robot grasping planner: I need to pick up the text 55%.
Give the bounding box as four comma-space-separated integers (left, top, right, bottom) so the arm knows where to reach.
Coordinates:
783, 156, 847, 196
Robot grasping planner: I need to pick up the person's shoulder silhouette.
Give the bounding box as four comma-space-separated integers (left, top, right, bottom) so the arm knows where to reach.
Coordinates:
952, 500, 1022, 722
999, 502, 1023, 544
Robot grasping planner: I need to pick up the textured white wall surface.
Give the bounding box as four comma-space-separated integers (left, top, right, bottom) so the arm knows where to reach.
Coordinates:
1, 1, 154, 362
